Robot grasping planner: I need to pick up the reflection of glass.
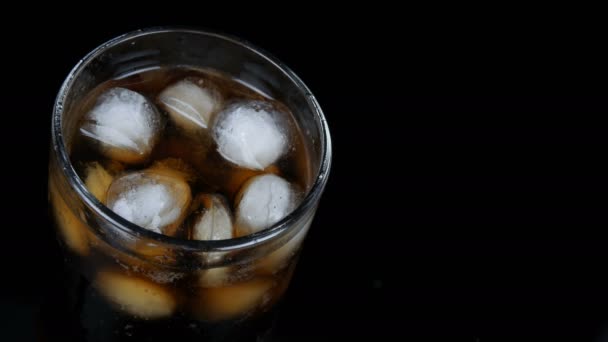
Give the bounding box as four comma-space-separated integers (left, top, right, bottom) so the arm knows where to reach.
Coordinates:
48, 28, 331, 341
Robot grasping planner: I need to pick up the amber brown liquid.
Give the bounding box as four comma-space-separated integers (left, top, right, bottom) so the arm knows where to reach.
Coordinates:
47, 66, 312, 342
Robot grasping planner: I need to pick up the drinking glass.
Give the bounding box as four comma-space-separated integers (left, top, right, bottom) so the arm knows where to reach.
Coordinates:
48, 28, 332, 341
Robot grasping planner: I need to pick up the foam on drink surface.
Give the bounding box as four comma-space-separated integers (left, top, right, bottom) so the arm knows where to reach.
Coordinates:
56, 66, 312, 327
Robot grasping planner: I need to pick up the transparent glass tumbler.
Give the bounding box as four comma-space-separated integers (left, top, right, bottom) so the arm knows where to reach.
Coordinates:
47, 28, 331, 342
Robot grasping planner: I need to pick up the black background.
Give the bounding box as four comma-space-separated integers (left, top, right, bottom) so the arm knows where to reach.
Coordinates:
1, 10, 607, 341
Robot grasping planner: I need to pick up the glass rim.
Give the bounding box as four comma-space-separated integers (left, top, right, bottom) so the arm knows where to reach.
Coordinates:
52, 27, 332, 252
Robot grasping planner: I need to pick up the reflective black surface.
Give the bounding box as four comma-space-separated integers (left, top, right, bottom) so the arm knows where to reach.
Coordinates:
2, 13, 606, 341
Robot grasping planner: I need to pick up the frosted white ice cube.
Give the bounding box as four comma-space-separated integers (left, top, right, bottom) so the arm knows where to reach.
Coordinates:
192, 194, 234, 241
213, 101, 288, 170
235, 174, 296, 236
80, 87, 161, 164
158, 79, 222, 132
106, 170, 191, 236
191, 194, 235, 286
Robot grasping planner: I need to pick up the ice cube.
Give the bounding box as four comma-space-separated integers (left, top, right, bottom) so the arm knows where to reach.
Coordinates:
83, 162, 113, 203
257, 216, 311, 275
213, 101, 288, 170
80, 87, 162, 164
109, 246, 184, 284
191, 194, 234, 242
190, 194, 235, 286
158, 79, 222, 132
193, 278, 273, 321
95, 270, 176, 319
235, 174, 297, 236
199, 267, 232, 288
106, 169, 191, 236
49, 182, 90, 256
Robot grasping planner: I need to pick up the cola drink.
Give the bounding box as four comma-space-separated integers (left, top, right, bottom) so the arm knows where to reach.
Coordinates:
47, 29, 331, 342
